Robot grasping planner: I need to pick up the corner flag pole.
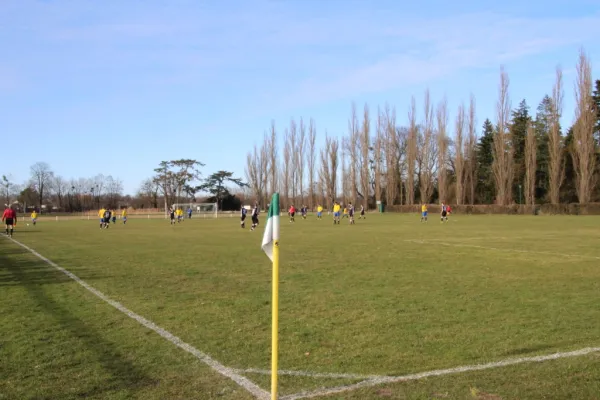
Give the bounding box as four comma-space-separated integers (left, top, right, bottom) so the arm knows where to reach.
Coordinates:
261, 193, 280, 399
271, 232, 280, 400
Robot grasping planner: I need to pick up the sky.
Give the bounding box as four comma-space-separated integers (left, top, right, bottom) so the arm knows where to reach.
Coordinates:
1, 0, 599, 195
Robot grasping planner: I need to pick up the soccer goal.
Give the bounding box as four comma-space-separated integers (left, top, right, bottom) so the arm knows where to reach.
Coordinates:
172, 202, 218, 218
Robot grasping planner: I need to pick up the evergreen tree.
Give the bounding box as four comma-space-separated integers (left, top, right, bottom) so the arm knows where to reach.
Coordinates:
476, 119, 495, 203
561, 126, 578, 203
510, 99, 530, 203
534, 96, 552, 202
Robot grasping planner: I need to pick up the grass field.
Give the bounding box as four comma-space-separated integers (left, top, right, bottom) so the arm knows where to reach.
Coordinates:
1, 213, 600, 399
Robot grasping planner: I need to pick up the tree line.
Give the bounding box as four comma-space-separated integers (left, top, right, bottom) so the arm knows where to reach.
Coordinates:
245, 49, 600, 210
2, 160, 247, 212
2, 162, 125, 212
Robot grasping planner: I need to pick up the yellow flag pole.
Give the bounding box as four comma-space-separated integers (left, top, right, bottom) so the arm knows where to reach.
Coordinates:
271, 239, 280, 400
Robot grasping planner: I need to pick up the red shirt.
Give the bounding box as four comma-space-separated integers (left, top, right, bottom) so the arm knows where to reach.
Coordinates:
2, 208, 16, 220
289, 207, 295, 213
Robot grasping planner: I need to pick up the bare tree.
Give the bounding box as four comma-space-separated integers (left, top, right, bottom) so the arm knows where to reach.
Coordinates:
419, 89, 436, 203
384, 105, 398, 205
282, 128, 291, 207
465, 95, 478, 205
268, 121, 278, 202
454, 103, 466, 205
289, 119, 298, 203
30, 162, 54, 209
347, 103, 359, 204
524, 120, 537, 205
548, 66, 564, 204
360, 104, 371, 208
406, 98, 417, 205
105, 176, 124, 208
319, 134, 339, 206
297, 118, 307, 205
373, 108, 384, 205
52, 175, 69, 209
341, 137, 349, 202
436, 98, 449, 203
492, 67, 514, 205
572, 48, 596, 204
307, 119, 317, 208
245, 143, 265, 203
2, 175, 14, 206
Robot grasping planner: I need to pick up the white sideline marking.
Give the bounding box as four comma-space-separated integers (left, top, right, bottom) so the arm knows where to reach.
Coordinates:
406, 239, 600, 260
281, 347, 600, 400
232, 368, 380, 380
5, 236, 270, 400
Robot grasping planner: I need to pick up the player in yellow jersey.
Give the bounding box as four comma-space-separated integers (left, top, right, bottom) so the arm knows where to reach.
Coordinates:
98, 208, 106, 229
121, 208, 128, 224
420, 204, 428, 222
343, 207, 348, 219
316, 205, 323, 219
332, 202, 341, 224
31, 210, 38, 226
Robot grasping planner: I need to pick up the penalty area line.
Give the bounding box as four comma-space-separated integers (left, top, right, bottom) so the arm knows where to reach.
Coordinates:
5, 236, 270, 400
280, 346, 600, 400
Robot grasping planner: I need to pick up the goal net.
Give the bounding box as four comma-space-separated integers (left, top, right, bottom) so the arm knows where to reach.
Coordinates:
171, 202, 218, 218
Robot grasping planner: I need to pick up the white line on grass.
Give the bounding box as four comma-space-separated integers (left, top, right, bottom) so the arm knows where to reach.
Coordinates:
280, 347, 600, 400
5, 236, 270, 400
232, 368, 380, 380
405, 239, 600, 260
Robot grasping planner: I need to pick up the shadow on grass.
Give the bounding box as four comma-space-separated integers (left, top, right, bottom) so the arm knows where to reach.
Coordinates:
0, 241, 158, 398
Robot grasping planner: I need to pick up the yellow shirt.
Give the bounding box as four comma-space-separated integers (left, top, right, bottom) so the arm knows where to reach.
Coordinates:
31, 212, 37, 219
343, 208, 348, 214
421, 205, 427, 212
317, 206, 323, 212
333, 204, 341, 213
99, 208, 105, 217
121, 210, 127, 217
177, 209, 183, 216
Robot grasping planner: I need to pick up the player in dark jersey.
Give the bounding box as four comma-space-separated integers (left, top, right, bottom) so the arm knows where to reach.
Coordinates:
250, 204, 259, 231
300, 205, 307, 220
102, 209, 112, 229
240, 207, 247, 228
348, 203, 355, 225
2, 206, 17, 237
359, 204, 365, 219
440, 202, 448, 223
169, 208, 176, 225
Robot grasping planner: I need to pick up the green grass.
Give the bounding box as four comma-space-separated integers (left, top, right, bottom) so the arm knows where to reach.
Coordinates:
1, 214, 599, 399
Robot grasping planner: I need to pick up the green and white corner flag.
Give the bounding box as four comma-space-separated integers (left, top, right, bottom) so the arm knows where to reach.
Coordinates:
261, 193, 280, 261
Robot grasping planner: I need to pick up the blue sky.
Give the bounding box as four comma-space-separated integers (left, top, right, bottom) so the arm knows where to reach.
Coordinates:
1, 0, 599, 195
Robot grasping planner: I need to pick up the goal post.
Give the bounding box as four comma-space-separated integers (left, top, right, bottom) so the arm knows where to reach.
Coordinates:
172, 202, 218, 218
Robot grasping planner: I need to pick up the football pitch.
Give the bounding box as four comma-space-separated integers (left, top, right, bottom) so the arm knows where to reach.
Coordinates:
1, 214, 600, 399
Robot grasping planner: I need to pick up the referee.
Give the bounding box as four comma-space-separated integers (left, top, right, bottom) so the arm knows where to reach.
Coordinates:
2, 205, 17, 237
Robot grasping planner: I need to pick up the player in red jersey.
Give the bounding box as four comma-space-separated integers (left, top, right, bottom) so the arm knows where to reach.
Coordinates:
288, 205, 296, 223
2, 206, 17, 237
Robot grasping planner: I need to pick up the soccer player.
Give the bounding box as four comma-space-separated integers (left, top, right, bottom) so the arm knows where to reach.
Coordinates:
99, 207, 106, 229
31, 210, 38, 226
316, 205, 323, 219
112, 211, 117, 224
250, 203, 259, 231
240, 206, 247, 228
359, 204, 365, 219
121, 208, 128, 224
348, 203, 355, 225
289, 205, 296, 223
420, 204, 428, 223
103, 209, 112, 229
169, 208, 176, 225
2, 206, 16, 237
333, 202, 341, 224
440, 202, 448, 223
187, 207, 193, 219
343, 206, 348, 219
301, 205, 307, 220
